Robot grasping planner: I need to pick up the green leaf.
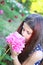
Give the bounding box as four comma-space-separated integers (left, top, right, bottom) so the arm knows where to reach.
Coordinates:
0, 46, 6, 56
4, 54, 12, 61
0, 62, 7, 65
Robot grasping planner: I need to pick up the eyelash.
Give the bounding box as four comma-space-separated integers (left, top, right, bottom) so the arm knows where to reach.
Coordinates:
22, 28, 30, 34
27, 31, 30, 34
22, 28, 25, 31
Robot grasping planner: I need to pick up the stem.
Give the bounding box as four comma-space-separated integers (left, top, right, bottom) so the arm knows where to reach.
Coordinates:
0, 48, 10, 61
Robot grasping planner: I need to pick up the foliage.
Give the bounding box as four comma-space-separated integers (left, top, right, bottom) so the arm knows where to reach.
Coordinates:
0, 46, 12, 65
17, 0, 32, 11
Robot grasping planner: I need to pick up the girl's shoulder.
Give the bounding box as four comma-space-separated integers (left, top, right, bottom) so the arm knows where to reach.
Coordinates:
32, 43, 43, 52
32, 43, 43, 65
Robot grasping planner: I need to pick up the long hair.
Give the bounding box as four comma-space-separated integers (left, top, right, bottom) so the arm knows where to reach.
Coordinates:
17, 14, 43, 63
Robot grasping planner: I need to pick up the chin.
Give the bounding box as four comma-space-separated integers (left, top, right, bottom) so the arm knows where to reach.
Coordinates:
25, 39, 28, 42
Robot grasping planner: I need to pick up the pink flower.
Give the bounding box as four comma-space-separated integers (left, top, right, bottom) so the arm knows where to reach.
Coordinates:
6, 32, 25, 53
0, 10, 4, 15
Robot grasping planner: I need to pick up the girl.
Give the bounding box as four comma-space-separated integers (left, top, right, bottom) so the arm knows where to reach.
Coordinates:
9, 14, 43, 65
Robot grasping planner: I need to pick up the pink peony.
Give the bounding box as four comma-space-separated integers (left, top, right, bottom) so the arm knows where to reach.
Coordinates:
6, 32, 25, 53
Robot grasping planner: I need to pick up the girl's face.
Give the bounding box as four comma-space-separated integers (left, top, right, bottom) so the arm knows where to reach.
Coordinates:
21, 23, 33, 41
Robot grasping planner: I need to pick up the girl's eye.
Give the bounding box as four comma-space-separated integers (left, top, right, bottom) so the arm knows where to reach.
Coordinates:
27, 31, 31, 35
22, 28, 25, 31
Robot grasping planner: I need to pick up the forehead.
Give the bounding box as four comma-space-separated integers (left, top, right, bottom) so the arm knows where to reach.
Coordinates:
23, 23, 33, 33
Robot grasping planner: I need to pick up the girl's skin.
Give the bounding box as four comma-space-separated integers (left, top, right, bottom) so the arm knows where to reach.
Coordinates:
21, 23, 33, 41
9, 14, 43, 65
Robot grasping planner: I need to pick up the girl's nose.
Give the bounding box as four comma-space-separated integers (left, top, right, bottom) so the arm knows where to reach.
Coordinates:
23, 31, 27, 37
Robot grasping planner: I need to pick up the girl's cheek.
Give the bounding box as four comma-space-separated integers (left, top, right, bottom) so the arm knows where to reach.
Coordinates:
26, 34, 32, 40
